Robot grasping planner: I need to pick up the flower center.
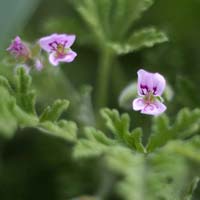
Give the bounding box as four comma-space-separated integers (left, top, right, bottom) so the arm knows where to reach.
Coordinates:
144, 92, 155, 104
49, 41, 69, 58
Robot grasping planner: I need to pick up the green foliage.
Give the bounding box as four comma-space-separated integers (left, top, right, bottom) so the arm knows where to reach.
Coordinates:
74, 108, 200, 200
15, 67, 36, 115
39, 99, 69, 122
1, 0, 200, 199
46, 0, 167, 51
0, 67, 77, 142
164, 136, 200, 163
101, 108, 146, 152
147, 108, 200, 152
71, 0, 167, 55
184, 177, 200, 200
109, 27, 168, 55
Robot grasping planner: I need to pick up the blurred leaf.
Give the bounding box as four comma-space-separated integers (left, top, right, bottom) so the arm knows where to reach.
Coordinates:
15, 67, 36, 115
164, 136, 200, 163
147, 114, 171, 152
73, 0, 105, 42
147, 108, 200, 152
101, 108, 146, 152
118, 82, 137, 110
74, 127, 114, 158
184, 177, 200, 200
39, 120, 77, 142
0, 86, 18, 138
101, 108, 130, 140
40, 99, 69, 122
0, 67, 77, 142
125, 128, 146, 153
0, 75, 13, 93
75, 86, 96, 126
43, 17, 94, 46
173, 108, 200, 139
109, 28, 168, 55
163, 84, 174, 102
110, 0, 154, 38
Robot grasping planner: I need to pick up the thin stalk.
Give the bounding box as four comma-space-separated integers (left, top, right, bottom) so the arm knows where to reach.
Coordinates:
95, 48, 115, 109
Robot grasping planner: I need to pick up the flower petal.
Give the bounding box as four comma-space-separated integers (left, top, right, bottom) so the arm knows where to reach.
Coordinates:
39, 34, 58, 52
152, 73, 166, 96
132, 97, 146, 111
57, 50, 77, 63
48, 50, 77, 66
137, 69, 153, 96
137, 69, 166, 96
49, 52, 59, 66
58, 34, 76, 48
141, 100, 166, 115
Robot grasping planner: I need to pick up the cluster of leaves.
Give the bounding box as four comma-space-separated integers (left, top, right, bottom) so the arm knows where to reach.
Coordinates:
0, 68, 199, 200
0, 67, 77, 142
74, 108, 200, 200
45, 0, 168, 55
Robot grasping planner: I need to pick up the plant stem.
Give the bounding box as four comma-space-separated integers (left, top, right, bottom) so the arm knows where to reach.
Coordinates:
95, 48, 114, 109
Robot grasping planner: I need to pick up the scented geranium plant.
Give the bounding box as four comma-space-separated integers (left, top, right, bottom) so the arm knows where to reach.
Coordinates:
0, 33, 199, 200
0, 0, 199, 200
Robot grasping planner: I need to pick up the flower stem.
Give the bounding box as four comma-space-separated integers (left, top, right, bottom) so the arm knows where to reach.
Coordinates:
95, 48, 114, 109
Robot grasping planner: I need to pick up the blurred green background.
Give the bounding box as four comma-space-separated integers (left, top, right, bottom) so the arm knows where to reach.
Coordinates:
0, 0, 200, 199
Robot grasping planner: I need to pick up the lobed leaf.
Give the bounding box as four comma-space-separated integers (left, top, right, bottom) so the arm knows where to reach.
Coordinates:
39, 120, 77, 142
15, 67, 36, 115
109, 28, 168, 55
40, 99, 69, 122
147, 108, 200, 152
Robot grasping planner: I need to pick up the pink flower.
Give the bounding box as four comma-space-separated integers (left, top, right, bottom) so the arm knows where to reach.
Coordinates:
7, 36, 30, 59
39, 33, 77, 66
132, 69, 166, 115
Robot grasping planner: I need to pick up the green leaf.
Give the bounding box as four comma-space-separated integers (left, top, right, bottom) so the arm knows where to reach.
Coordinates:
125, 128, 146, 153
84, 127, 114, 146
73, 127, 114, 158
40, 99, 69, 122
163, 84, 174, 101
111, 0, 154, 39
101, 108, 130, 141
147, 108, 200, 152
15, 67, 36, 115
0, 86, 18, 138
39, 120, 77, 142
184, 177, 200, 200
109, 28, 168, 55
145, 153, 188, 200
75, 86, 96, 126
101, 108, 146, 152
173, 108, 200, 139
106, 147, 188, 200
43, 16, 93, 46
147, 114, 171, 152
74, 0, 105, 42
0, 75, 13, 93
164, 136, 200, 163
118, 82, 137, 110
